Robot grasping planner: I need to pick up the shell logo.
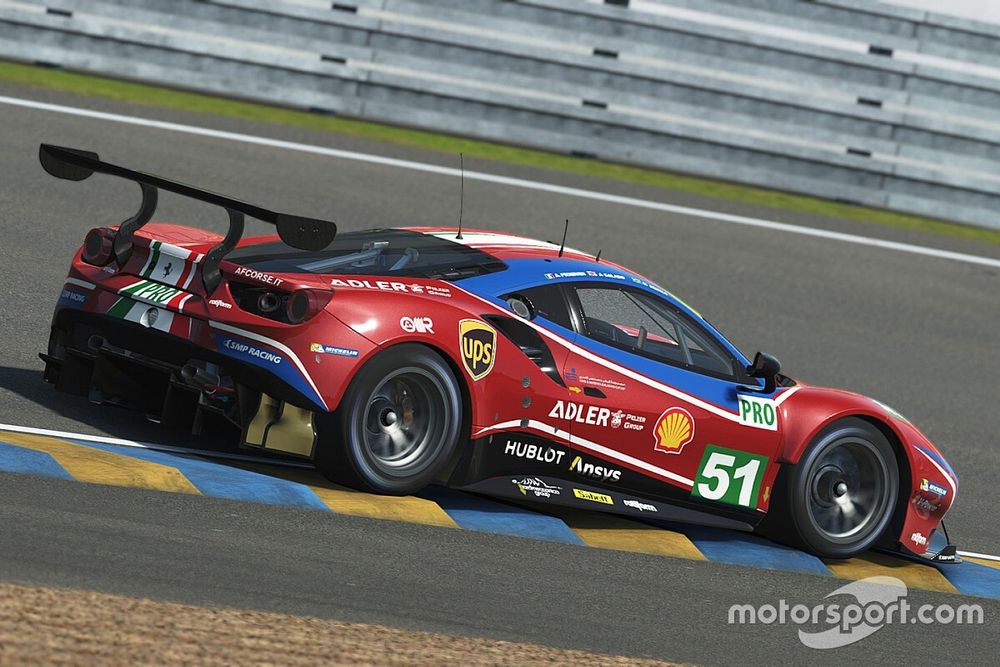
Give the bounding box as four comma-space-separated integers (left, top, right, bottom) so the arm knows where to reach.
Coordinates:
653, 407, 695, 455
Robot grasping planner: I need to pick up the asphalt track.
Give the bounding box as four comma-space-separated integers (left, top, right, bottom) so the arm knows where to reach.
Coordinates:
0, 82, 998, 664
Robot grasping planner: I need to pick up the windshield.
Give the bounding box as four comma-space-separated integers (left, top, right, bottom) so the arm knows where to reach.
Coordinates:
573, 285, 740, 380
228, 229, 506, 279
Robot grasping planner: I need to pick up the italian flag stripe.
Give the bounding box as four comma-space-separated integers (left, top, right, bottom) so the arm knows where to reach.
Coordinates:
141, 241, 161, 279
120, 281, 144, 296
107, 297, 134, 319
119, 280, 186, 308
176, 254, 198, 291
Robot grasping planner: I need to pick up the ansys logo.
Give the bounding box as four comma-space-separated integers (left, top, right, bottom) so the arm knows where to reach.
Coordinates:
654, 407, 694, 454
459, 319, 496, 381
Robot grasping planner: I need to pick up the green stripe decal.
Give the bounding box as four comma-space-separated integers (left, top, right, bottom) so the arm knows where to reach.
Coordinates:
106, 297, 135, 318
142, 241, 161, 278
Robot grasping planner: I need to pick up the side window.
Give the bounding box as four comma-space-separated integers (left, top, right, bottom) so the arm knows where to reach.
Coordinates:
505, 285, 573, 330
574, 286, 736, 378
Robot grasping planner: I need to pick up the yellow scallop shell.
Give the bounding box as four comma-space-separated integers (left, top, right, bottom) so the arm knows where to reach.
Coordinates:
654, 408, 694, 453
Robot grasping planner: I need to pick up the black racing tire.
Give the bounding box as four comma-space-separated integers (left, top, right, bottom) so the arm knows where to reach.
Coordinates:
766, 418, 899, 559
315, 344, 463, 495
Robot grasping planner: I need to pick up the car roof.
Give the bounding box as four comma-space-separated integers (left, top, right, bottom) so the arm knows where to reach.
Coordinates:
405, 226, 608, 267
430, 227, 752, 368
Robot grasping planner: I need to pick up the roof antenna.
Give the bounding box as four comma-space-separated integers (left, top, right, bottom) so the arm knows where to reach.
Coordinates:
456, 153, 465, 240
595, 249, 602, 263
558, 219, 569, 257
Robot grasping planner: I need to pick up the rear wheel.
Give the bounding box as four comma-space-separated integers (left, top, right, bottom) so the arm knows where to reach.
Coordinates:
316, 344, 463, 494
769, 418, 898, 558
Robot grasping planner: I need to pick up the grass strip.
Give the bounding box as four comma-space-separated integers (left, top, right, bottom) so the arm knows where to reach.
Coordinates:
4, 60, 998, 245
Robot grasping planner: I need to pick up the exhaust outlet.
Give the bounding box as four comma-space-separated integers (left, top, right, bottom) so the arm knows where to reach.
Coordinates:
181, 362, 223, 394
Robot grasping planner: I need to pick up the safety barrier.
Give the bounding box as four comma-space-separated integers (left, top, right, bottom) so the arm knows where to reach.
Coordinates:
2, 0, 999, 228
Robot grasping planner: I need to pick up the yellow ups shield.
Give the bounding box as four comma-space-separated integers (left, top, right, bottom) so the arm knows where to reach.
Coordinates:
459, 319, 496, 381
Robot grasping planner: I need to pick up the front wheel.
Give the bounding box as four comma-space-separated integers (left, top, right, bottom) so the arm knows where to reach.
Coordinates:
771, 418, 899, 559
316, 344, 463, 494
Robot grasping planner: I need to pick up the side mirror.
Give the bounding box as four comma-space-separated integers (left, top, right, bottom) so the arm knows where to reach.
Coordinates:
745, 352, 781, 394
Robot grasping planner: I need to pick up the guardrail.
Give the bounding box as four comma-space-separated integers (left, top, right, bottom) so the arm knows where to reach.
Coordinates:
2, 0, 999, 229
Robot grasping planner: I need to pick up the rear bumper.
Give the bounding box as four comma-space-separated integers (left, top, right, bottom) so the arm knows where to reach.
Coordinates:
42, 307, 325, 442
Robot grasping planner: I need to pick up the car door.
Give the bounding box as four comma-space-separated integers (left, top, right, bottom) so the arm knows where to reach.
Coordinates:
557, 282, 783, 513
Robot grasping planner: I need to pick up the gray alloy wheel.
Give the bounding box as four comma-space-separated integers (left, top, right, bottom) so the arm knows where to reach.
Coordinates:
316, 344, 463, 495
782, 418, 899, 559
361, 367, 451, 477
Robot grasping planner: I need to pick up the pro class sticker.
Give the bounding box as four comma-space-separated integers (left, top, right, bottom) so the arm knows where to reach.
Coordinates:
737, 394, 778, 431
459, 319, 496, 381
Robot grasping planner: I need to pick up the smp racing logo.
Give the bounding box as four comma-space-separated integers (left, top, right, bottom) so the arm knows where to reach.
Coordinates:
459, 319, 496, 381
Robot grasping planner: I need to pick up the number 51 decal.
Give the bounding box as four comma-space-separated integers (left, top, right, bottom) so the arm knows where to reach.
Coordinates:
692, 445, 768, 508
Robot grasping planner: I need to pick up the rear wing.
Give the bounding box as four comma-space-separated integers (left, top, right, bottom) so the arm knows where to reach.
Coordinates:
39, 143, 337, 293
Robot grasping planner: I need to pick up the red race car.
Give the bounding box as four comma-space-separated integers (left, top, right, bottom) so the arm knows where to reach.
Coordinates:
39, 144, 958, 561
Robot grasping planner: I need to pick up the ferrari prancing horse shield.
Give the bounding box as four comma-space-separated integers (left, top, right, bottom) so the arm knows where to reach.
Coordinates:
459, 319, 496, 381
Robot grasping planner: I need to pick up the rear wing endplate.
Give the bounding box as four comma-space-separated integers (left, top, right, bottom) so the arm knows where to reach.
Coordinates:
39, 143, 337, 293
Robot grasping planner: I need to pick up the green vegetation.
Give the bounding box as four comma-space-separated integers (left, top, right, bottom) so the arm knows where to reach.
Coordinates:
4, 59, 999, 245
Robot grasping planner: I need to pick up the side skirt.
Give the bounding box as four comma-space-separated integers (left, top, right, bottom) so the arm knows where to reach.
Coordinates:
459, 475, 755, 532
448, 432, 759, 533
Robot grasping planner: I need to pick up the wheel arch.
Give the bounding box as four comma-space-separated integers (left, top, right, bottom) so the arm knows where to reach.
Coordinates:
855, 415, 912, 547
779, 408, 912, 534
413, 340, 473, 443
313, 339, 472, 493
764, 413, 908, 556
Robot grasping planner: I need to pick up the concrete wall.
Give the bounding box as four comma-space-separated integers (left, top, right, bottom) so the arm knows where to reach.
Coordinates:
2, 0, 999, 228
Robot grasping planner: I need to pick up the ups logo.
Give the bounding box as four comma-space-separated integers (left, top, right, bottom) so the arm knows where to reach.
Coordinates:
459, 319, 496, 381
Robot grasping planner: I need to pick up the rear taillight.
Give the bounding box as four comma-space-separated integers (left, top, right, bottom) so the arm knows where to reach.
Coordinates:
82, 227, 115, 266
286, 289, 333, 324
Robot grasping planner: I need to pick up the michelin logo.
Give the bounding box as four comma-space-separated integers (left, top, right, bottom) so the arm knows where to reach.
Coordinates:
310, 343, 360, 358
920, 478, 947, 497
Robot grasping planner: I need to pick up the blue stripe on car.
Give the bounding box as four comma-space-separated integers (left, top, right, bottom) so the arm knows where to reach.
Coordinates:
213, 333, 326, 410
457, 258, 760, 410
917, 446, 959, 487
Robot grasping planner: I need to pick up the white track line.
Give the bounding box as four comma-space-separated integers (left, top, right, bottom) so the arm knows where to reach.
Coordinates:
2, 94, 999, 269
957, 550, 1000, 563
0, 422, 313, 468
